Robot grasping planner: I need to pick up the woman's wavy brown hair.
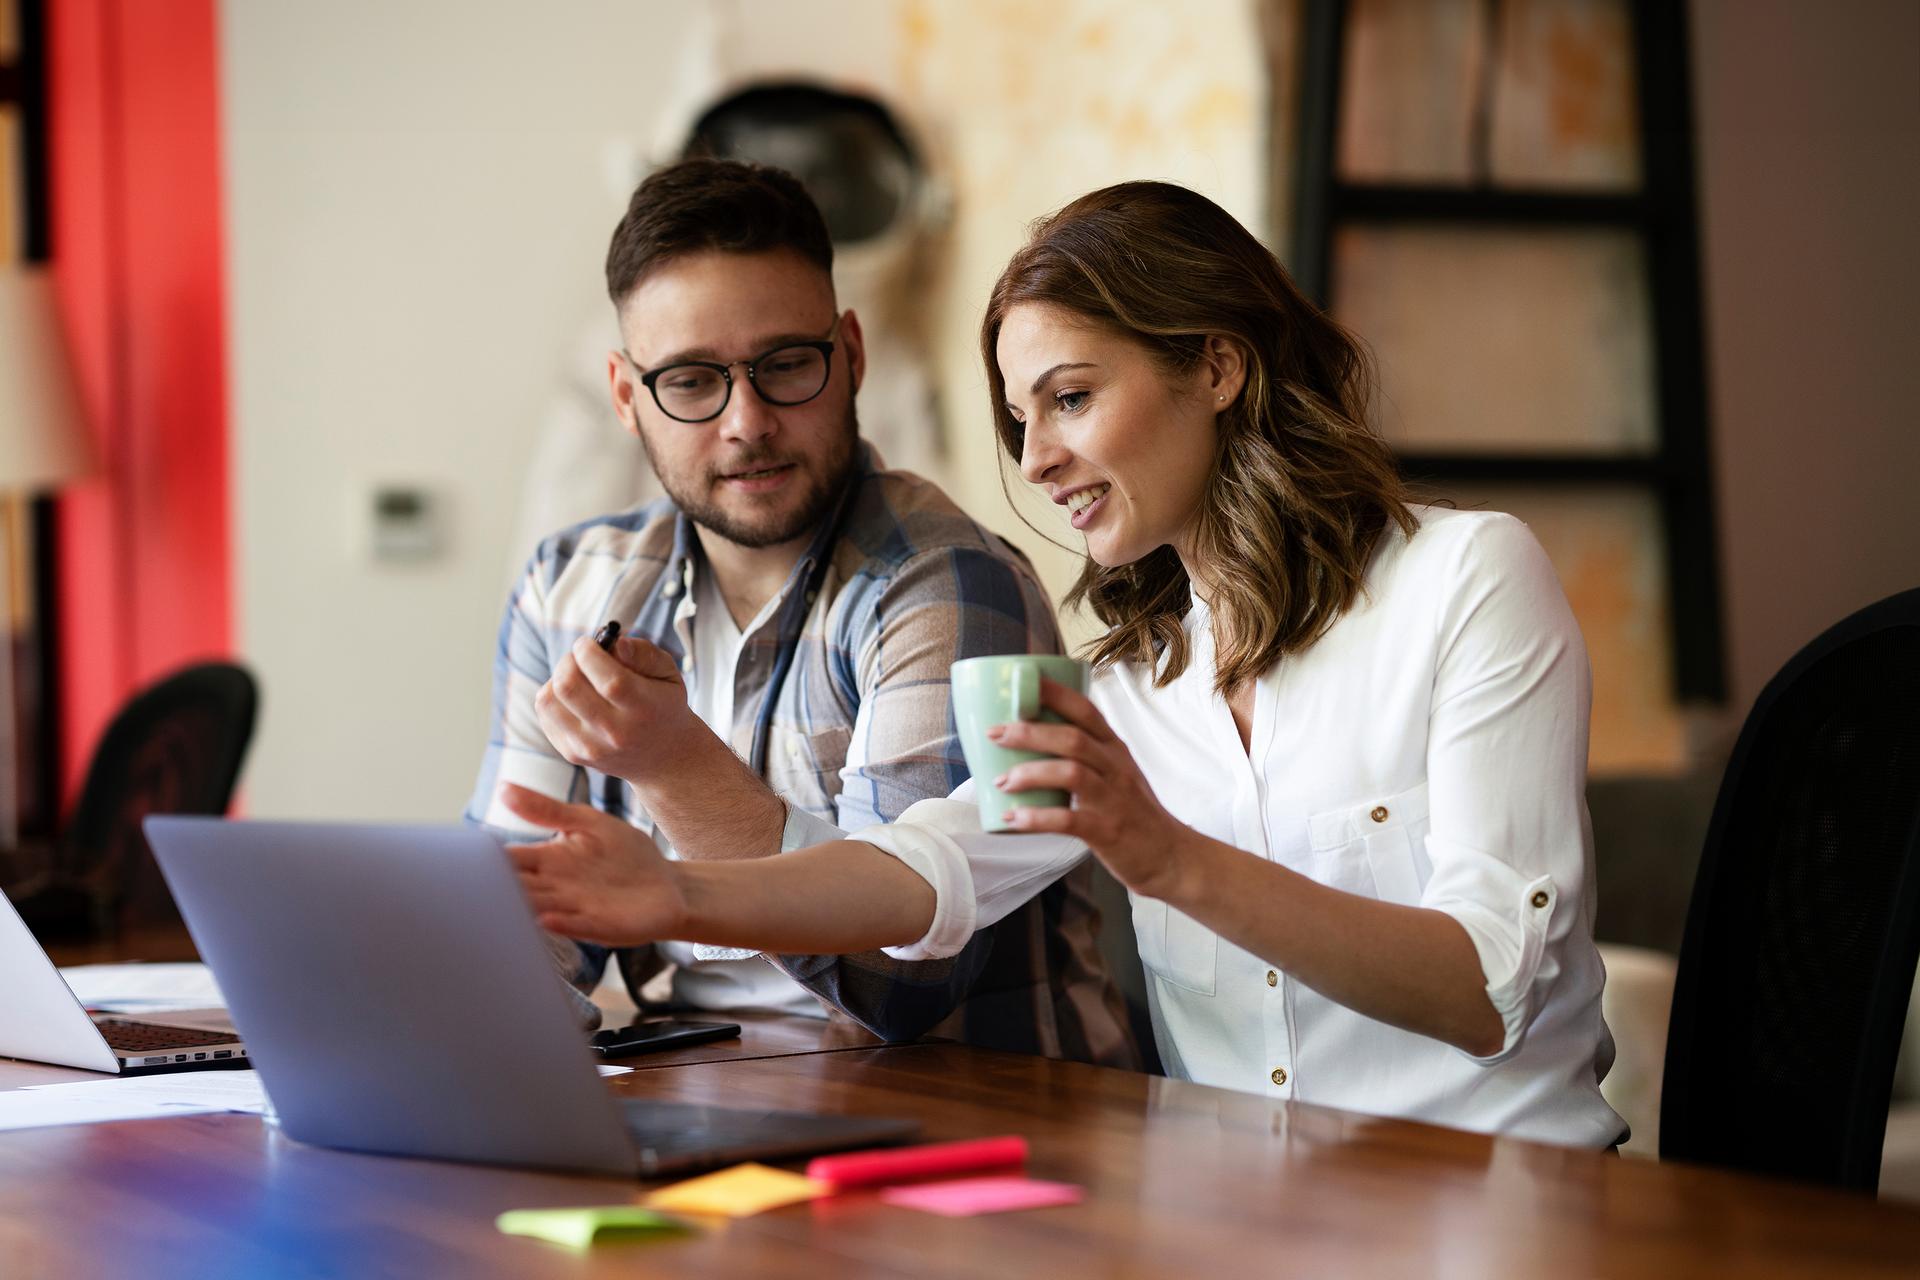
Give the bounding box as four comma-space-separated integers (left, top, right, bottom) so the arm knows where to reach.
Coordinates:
981, 181, 1416, 693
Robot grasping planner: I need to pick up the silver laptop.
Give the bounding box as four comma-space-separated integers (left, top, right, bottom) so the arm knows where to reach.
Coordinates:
0, 890, 248, 1075
141, 816, 917, 1176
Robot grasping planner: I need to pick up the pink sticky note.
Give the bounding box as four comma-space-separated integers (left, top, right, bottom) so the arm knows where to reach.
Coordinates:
878, 1176, 1084, 1217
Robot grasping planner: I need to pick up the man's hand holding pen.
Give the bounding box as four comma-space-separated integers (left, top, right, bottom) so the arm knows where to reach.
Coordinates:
535, 619, 701, 784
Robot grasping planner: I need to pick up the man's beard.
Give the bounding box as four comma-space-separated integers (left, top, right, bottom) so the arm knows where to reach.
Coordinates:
640, 402, 859, 550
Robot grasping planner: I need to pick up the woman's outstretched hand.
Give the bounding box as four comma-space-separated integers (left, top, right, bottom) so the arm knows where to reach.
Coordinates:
499, 783, 688, 946
990, 677, 1195, 901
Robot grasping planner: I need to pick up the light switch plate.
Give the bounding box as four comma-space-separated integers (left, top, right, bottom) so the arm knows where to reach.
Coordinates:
367, 484, 442, 561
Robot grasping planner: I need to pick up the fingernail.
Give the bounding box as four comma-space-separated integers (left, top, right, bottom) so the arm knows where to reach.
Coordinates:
986, 725, 1006, 741
1001, 810, 1016, 825
993, 774, 1009, 790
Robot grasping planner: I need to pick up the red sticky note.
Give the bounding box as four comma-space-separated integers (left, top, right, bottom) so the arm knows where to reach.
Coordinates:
807, 1135, 1027, 1188
878, 1176, 1084, 1217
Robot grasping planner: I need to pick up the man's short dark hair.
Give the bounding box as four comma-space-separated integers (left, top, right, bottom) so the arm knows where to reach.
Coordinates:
604, 158, 834, 309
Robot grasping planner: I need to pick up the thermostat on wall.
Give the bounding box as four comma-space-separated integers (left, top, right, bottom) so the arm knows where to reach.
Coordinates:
368, 484, 443, 561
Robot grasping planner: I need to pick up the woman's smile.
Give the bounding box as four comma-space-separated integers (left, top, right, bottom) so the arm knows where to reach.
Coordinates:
1062, 483, 1112, 528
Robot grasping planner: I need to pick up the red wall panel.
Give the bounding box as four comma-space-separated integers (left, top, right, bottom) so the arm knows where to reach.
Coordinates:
47, 0, 231, 806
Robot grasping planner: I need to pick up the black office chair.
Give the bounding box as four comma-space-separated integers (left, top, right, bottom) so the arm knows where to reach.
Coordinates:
11, 661, 258, 939
1661, 588, 1920, 1192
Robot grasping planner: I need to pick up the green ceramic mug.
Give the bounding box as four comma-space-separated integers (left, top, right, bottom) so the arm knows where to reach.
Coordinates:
950, 654, 1091, 833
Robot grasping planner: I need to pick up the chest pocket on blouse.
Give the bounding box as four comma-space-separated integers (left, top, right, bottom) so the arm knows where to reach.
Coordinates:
1130, 894, 1218, 997
1305, 781, 1431, 907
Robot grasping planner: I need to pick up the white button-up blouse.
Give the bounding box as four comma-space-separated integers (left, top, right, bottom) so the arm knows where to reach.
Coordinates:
851, 507, 1625, 1147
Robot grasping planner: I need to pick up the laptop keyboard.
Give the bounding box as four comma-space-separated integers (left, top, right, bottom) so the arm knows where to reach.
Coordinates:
93, 1019, 236, 1052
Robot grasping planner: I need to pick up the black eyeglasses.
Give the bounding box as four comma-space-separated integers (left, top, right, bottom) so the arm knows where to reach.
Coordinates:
626, 316, 841, 424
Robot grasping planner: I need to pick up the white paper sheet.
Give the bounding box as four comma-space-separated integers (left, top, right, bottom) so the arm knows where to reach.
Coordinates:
23, 1069, 271, 1113
0, 1083, 240, 1132
0, 1062, 628, 1132
56, 963, 225, 1013
0, 1093, 231, 1131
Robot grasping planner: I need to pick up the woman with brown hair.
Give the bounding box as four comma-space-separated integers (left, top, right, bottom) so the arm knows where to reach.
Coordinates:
501, 181, 1625, 1147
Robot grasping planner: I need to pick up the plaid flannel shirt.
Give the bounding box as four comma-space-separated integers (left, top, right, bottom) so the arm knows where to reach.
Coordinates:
467, 445, 1137, 1069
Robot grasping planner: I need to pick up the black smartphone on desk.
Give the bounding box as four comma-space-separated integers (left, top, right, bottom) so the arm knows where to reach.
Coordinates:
589, 1019, 742, 1059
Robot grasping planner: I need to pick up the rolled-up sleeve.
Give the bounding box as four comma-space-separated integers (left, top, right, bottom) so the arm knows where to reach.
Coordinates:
848, 779, 1091, 960
463, 544, 606, 1023
465, 545, 588, 837
1418, 515, 1592, 1064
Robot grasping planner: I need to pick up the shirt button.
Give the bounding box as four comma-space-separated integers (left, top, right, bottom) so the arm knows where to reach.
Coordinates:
1531, 890, 1550, 909
1270, 1067, 1288, 1087
1265, 970, 1277, 987
662, 580, 682, 598
1370, 806, 1389, 823
680, 655, 695, 673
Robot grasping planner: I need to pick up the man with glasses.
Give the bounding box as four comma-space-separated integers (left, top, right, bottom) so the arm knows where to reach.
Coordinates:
469, 159, 1136, 1069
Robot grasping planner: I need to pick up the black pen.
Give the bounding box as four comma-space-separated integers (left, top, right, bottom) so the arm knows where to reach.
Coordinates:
592, 620, 621, 652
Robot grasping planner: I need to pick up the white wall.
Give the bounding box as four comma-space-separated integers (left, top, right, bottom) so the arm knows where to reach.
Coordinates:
222, 2, 689, 820
221, 0, 1265, 821
1692, 0, 1920, 715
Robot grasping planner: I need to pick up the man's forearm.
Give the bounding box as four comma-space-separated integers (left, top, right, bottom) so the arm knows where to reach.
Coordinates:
632, 729, 787, 860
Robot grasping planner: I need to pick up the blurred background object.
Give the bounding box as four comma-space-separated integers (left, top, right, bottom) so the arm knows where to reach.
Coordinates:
0, 268, 91, 496
6, 660, 256, 942
1657, 588, 1920, 1195
1294, 0, 1720, 775
0, 266, 93, 850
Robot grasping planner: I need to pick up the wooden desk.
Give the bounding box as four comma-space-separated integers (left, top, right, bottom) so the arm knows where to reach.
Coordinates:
2, 1040, 1917, 1278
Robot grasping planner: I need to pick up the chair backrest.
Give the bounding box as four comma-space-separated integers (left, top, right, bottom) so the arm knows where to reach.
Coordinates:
63, 661, 259, 929
1661, 588, 1920, 1191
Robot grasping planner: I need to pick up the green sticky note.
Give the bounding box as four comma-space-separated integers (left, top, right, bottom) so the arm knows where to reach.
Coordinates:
495, 1206, 689, 1250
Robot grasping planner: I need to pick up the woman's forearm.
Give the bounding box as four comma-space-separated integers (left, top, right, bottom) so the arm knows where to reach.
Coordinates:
672, 839, 938, 955
1162, 835, 1506, 1057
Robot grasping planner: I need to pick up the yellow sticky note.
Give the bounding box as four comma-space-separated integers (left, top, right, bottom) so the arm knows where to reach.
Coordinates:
643, 1162, 830, 1217
495, 1206, 688, 1249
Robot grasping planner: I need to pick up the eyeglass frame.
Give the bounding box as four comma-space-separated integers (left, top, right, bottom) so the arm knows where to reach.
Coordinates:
622, 314, 844, 424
